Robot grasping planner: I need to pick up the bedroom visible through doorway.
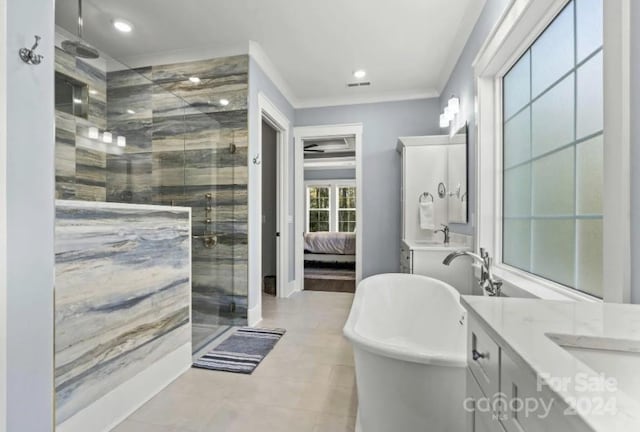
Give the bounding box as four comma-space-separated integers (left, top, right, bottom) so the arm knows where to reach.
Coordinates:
303, 136, 358, 293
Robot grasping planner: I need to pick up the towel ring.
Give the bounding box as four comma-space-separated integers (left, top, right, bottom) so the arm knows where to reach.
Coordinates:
419, 192, 434, 203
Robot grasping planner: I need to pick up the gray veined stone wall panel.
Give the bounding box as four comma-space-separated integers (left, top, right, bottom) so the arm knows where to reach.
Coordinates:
54, 201, 191, 424
55, 49, 250, 335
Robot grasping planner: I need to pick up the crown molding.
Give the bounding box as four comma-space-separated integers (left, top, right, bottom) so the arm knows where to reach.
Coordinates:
249, 40, 299, 107
436, 0, 487, 93
294, 90, 440, 109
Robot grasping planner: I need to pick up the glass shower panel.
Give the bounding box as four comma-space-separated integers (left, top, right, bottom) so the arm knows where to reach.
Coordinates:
56, 0, 251, 354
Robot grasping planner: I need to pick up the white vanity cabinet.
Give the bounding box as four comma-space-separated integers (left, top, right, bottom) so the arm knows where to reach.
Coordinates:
465, 311, 591, 432
401, 240, 473, 295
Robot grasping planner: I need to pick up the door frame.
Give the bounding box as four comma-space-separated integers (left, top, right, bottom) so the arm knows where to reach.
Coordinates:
293, 123, 364, 291
249, 92, 291, 325
0, 0, 6, 426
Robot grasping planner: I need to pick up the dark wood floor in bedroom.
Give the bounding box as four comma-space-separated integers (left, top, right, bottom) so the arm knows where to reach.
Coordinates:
304, 278, 356, 293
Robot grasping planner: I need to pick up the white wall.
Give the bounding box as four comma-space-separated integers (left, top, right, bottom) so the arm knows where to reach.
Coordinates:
5, 0, 55, 430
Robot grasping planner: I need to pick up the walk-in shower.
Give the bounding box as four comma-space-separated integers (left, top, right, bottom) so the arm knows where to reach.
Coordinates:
54, 0, 249, 353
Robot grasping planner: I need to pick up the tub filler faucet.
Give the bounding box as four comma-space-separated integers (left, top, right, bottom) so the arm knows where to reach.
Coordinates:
443, 248, 502, 296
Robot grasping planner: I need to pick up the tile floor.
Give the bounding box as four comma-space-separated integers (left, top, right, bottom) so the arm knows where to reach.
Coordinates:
113, 291, 357, 432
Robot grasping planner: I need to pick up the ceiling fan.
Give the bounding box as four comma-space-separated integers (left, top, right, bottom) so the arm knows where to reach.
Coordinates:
304, 143, 325, 153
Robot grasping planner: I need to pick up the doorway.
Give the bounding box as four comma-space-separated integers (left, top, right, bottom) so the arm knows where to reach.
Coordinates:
261, 121, 278, 297
248, 93, 291, 326
294, 124, 363, 293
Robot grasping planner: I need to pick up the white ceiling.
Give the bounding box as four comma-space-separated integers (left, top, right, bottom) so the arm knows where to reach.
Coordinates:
56, 0, 486, 108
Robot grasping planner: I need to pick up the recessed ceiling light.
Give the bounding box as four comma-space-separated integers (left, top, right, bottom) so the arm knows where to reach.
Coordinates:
89, 89, 98, 95
353, 69, 367, 79
219, 98, 230, 106
189, 76, 201, 84
113, 19, 133, 33
73, 98, 83, 104
127, 109, 136, 114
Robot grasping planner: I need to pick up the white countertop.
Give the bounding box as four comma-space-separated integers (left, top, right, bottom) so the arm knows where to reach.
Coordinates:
461, 296, 640, 432
402, 238, 472, 251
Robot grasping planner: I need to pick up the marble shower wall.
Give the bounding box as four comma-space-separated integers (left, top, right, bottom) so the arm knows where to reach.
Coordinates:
55, 49, 250, 326
54, 200, 191, 425
55, 47, 108, 201
151, 55, 249, 325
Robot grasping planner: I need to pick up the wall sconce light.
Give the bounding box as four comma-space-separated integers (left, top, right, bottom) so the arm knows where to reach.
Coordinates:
439, 113, 449, 128
448, 96, 460, 116
439, 95, 460, 128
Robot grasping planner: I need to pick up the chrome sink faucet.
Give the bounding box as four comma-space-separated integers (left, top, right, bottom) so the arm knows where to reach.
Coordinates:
442, 248, 503, 296
435, 224, 450, 245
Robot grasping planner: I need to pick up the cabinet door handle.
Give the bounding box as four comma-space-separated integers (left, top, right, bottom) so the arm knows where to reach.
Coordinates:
472, 349, 488, 361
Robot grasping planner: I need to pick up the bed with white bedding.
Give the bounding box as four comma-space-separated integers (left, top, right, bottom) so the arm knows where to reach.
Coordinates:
304, 232, 356, 263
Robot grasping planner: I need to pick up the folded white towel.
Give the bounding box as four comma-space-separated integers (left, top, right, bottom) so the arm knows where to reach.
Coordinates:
419, 202, 435, 230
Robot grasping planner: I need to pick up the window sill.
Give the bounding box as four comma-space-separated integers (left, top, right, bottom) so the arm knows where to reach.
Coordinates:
473, 264, 602, 303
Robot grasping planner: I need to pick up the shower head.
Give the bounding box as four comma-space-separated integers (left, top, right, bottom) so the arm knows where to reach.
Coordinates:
61, 0, 100, 59
61, 40, 99, 59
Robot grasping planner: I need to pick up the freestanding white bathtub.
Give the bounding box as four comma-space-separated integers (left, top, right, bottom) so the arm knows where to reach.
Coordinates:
343, 273, 467, 432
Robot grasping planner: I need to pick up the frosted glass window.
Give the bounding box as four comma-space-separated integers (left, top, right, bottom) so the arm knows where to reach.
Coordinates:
531, 3, 574, 97
503, 219, 531, 272
576, 52, 603, 139
502, 0, 603, 297
576, 219, 603, 297
504, 164, 531, 217
576, 0, 603, 62
531, 75, 574, 157
576, 136, 603, 215
532, 219, 576, 287
504, 52, 531, 119
532, 148, 574, 216
504, 107, 531, 168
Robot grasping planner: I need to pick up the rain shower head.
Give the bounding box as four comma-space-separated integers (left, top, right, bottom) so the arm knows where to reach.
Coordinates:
61, 40, 99, 59
61, 0, 100, 59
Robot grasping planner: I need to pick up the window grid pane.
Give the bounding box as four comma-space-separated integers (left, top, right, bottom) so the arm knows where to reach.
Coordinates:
502, 0, 603, 297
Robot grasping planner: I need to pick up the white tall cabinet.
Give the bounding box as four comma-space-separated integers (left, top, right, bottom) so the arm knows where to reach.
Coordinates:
397, 136, 472, 295
397, 136, 450, 243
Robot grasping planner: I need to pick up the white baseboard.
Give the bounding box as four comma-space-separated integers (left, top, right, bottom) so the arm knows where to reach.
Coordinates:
57, 343, 192, 432
248, 303, 262, 327
289, 280, 301, 296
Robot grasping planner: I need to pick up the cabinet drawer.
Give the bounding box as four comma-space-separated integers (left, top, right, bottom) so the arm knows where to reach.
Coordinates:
500, 349, 589, 432
468, 315, 500, 398
467, 369, 506, 432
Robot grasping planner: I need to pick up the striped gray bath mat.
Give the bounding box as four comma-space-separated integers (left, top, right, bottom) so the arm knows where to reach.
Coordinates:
193, 327, 286, 374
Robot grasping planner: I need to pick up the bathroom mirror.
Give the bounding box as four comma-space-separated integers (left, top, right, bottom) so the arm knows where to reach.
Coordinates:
447, 123, 468, 224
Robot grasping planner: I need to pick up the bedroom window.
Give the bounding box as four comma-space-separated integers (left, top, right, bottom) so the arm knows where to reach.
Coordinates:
307, 186, 331, 232
306, 181, 357, 233
338, 187, 356, 232
502, 0, 603, 297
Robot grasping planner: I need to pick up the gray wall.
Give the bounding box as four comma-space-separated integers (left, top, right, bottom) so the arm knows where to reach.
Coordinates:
262, 121, 278, 278
304, 168, 356, 181
6, 0, 56, 429
248, 58, 296, 312
437, 0, 511, 236
296, 99, 441, 277
631, 0, 640, 304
